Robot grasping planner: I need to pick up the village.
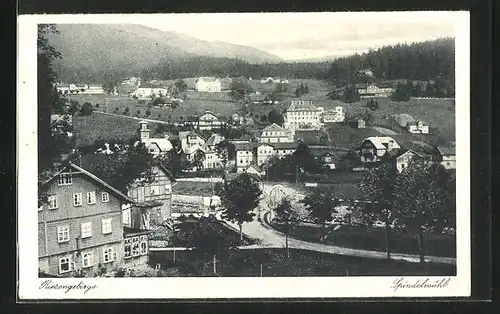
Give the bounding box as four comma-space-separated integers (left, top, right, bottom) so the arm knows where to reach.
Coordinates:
37, 22, 457, 278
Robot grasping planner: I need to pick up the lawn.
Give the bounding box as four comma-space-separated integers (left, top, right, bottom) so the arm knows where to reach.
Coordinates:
173, 181, 218, 197
148, 248, 456, 277
72, 112, 162, 147
271, 223, 456, 258
317, 97, 455, 144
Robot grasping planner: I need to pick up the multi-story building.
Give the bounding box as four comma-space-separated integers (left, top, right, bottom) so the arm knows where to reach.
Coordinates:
130, 88, 168, 98
357, 83, 394, 98
321, 106, 345, 123
195, 77, 222, 92
257, 123, 294, 143
235, 143, 257, 172
139, 121, 173, 157
395, 149, 425, 173
359, 136, 401, 163
198, 111, 224, 131
407, 120, 430, 134
38, 162, 134, 277
283, 100, 324, 131
436, 144, 456, 170
124, 164, 176, 230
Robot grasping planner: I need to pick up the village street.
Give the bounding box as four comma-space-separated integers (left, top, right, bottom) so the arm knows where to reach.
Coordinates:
222, 210, 456, 265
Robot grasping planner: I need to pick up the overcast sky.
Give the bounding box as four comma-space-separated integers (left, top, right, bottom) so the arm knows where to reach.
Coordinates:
139, 12, 457, 60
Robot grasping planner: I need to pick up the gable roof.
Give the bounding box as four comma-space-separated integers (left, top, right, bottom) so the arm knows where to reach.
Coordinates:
234, 142, 257, 151
199, 111, 219, 120
143, 138, 173, 152
196, 77, 220, 82
41, 162, 134, 203
363, 136, 401, 150
395, 149, 424, 159
393, 114, 416, 127
206, 134, 225, 147
437, 145, 455, 156
287, 101, 321, 112
262, 123, 287, 132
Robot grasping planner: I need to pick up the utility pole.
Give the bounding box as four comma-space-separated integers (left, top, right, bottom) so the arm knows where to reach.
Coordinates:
260, 264, 263, 277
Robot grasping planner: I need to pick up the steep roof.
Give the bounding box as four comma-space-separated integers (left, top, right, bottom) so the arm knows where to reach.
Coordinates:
206, 134, 225, 147
395, 149, 424, 159
196, 77, 220, 82
234, 142, 257, 151
261, 123, 287, 132
363, 136, 401, 150
287, 101, 321, 112
393, 114, 416, 127
437, 145, 455, 156
143, 138, 173, 152
41, 162, 134, 203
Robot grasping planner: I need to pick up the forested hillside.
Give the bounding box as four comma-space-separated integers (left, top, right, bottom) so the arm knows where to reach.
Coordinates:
325, 38, 455, 85
142, 38, 455, 85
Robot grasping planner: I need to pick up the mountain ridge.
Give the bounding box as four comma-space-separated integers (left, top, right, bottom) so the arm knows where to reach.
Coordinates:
49, 24, 282, 82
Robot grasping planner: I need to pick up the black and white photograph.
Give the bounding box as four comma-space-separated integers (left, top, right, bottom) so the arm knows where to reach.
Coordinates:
18, 11, 470, 299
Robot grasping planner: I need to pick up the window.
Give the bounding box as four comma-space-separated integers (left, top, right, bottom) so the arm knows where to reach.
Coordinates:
82, 252, 93, 268
87, 192, 96, 205
101, 192, 109, 203
102, 218, 112, 234
165, 184, 172, 194
58, 256, 73, 274
73, 193, 83, 207
140, 236, 148, 255
81, 222, 92, 238
102, 247, 115, 263
57, 173, 72, 186
57, 225, 69, 243
150, 185, 160, 195
124, 238, 131, 258
48, 195, 58, 209
132, 237, 140, 256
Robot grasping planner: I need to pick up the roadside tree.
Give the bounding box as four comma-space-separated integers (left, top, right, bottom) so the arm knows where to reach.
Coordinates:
301, 188, 341, 242
393, 159, 456, 264
217, 173, 263, 243
359, 162, 398, 259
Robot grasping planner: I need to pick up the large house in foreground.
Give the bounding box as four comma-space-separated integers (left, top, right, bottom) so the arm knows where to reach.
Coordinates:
124, 164, 176, 230
38, 162, 134, 277
195, 77, 222, 92
234, 141, 298, 173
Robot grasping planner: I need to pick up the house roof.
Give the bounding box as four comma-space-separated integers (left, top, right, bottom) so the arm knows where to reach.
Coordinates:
259, 141, 298, 150
41, 162, 134, 203
246, 164, 262, 173
261, 123, 287, 133
196, 77, 220, 82
123, 226, 153, 237
142, 138, 173, 152
199, 111, 219, 120
287, 101, 321, 112
393, 114, 416, 127
363, 136, 401, 150
437, 145, 455, 156
206, 134, 225, 147
234, 142, 257, 151
395, 149, 425, 159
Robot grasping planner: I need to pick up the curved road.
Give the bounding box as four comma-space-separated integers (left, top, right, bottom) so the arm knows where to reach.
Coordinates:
223, 210, 456, 265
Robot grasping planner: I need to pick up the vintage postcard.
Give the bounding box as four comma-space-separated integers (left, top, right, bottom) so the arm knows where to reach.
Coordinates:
17, 11, 470, 299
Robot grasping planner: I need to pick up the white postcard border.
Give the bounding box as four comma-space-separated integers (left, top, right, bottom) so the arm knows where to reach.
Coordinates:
17, 11, 470, 299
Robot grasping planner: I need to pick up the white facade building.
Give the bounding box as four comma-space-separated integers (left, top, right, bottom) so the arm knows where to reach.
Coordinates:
257, 123, 294, 143
321, 106, 345, 123
195, 77, 222, 92
283, 100, 324, 131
